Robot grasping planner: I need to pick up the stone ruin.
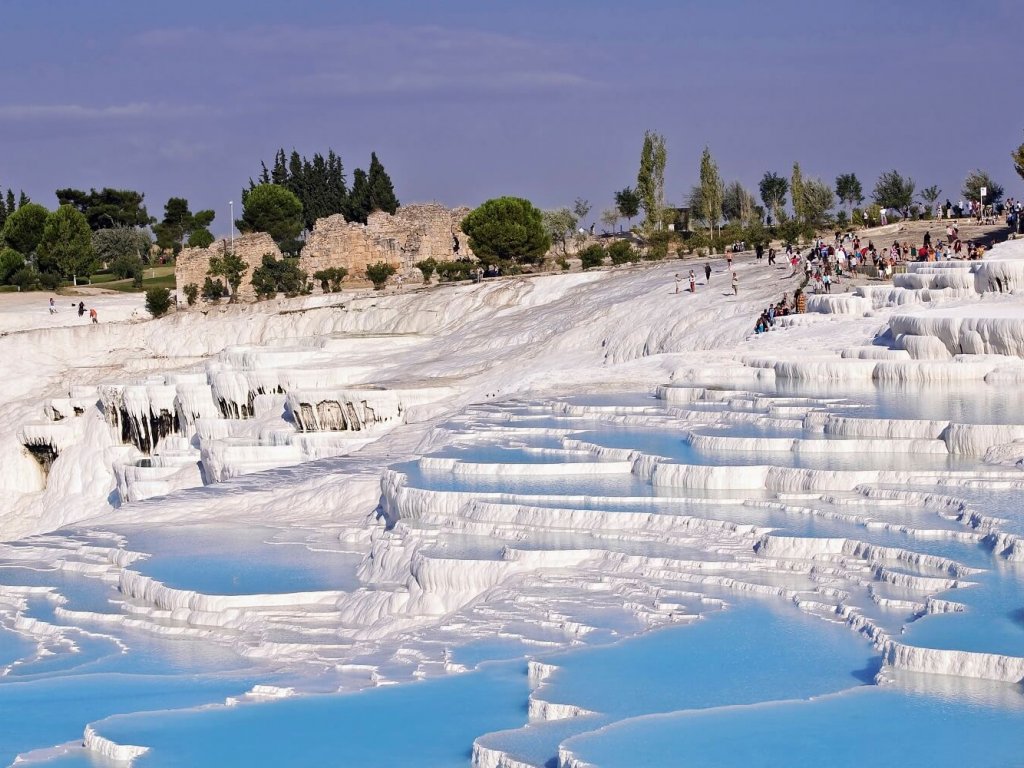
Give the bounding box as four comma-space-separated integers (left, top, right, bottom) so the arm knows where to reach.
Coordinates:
175, 204, 473, 306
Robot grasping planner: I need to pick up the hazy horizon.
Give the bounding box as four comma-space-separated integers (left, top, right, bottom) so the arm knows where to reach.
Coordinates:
2, 0, 1021, 235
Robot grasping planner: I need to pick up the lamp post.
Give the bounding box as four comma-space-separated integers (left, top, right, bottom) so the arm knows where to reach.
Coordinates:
229, 201, 234, 250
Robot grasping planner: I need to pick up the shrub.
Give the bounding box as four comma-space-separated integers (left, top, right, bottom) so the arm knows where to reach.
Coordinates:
579, 244, 606, 270
186, 228, 214, 248
145, 287, 172, 317
313, 267, 347, 292
183, 283, 199, 306
435, 260, 475, 282
202, 276, 226, 302
415, 258, 437, 281
642, 243, 667, 260
607, 240, 637, 265
39, 271, 62, 290
10, 267, 41, 291
251, 254, 307, 299
111, 253, 144, 287
556, 255, 570, 271
365, 261, 396, 290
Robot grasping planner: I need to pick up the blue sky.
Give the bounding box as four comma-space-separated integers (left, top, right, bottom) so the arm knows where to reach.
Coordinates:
1, 0, 1020, 233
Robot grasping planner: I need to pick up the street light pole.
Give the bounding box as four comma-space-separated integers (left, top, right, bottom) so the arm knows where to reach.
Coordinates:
229, 201, 234, 251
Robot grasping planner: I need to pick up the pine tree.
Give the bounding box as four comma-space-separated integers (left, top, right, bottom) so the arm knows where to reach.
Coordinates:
17, 191, 30, 208
366, 152, 399, 215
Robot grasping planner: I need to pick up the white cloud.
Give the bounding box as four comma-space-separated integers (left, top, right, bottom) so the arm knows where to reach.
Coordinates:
0, 102, 212, 122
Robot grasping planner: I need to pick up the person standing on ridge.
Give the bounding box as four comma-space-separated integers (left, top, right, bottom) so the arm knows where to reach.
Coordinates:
704, 262, 711, 282
89, 308, 98, 324
688, 270, 696, 293
731, 271, 739, 295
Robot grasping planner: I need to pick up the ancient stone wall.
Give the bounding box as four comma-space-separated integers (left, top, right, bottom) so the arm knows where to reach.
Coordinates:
175, 233, 282, 305
298, 204, 473, 287
175, 205, 472, 307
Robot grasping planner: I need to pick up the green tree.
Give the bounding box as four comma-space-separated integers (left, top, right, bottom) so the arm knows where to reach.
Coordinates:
2, 202, 48, 256
366, 152, 399, 216
801, 178, 835, 227
154, 197, 215, 254
365, 261, 397, 290
54, 188, 151, 230
145, 287, 172, 317
238, 184, 303, 244
92, 227, 151, 266
208, 252, 248, 301
600, 208, 619, 233
614, 187, 640, 227
252, 147, 348, 230
542, 208, 578, 256
110, 253, 144, 287
1013, 134, 1024, 183
183, 283, 199, 306
201, 276, 226, 302
572, 198, 591, 227
698, 147, 723, 236
758, 172, 788, 224
920, 185, 941, 217
834, 173, 863, 216
37, 205, 95, 284
872, 170, 916, 217
961, 170, 1004, 205
607, 240, 637, 265
0, 247, 24, 283
460, 197, 550, 266
637, 131, 667, 231
251, 254, 307, 298
790, 163, 805, 223
722, 181, 756, 224
346, 168, 371, 224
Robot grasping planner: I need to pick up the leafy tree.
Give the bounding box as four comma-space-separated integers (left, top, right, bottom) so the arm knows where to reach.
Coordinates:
187, 228, 215, 248
801, 178, 835, 227
920, 185, 941, 217
154, 197, 215, 254
0, 185, 27, 230
698, 147, 723, 236
759, 172, 788, 224
208, 252, 248, 301
54, 188, 151, 230
579, 244, 606, 270
872, 170, 916, 217
201, 276, 226, 302
251, 254, 307, 298
637, 131, 667, 230
183, 283, 199, 306
542, 208, 578, 256
346, 168, 371, 224
600, 208, 619, 233
834, 173, 863, 216
313, 267, 348, 292
111, 254, 144, 287
2, 202, 48, 256
365, 261, 396, 290
92, 227, 151, 266
38, 205, 95, 284
614, 187, 640, 227
0, 247, 24, 283
961, 170, 1004, 205
790, 163, 805, 223
1014, 134, 1024, 183
572, 198, 591, 227
460, 197, 550, 266
145, 287, 172, 317
237, 184, 303, 244
722, 181, 756, 224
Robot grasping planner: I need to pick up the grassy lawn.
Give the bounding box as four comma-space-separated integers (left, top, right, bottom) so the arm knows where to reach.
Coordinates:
87, 265, 176, 293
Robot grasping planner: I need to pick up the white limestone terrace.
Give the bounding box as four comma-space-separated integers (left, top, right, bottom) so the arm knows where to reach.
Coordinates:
1, 235, 1024, 765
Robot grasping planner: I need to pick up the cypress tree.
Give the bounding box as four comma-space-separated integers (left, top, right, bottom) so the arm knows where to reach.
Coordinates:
347, 168, 371, 224
366, 152, 399, 215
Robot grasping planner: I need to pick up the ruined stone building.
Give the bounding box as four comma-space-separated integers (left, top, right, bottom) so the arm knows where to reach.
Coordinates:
175, 204, 473, 306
